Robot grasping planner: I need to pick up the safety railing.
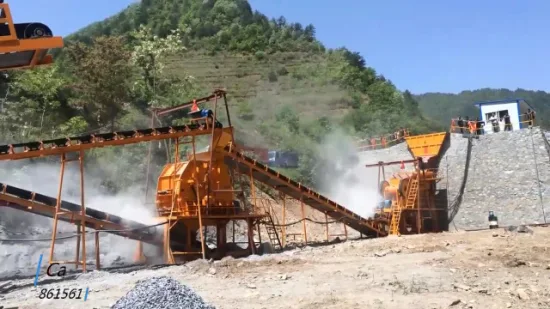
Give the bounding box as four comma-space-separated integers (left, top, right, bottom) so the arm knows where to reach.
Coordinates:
356, 129, 410, 152
450, 115, 536, 135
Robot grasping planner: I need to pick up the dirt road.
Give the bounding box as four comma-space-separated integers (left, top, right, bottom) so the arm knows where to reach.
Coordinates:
2, 227, 549, 309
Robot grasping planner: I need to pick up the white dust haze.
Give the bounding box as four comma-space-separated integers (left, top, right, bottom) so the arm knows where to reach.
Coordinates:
0, 159, 159, 278
316, 130, 382, 219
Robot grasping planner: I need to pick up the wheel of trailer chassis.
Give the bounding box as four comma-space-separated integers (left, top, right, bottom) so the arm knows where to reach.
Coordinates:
23, 23, 52, 38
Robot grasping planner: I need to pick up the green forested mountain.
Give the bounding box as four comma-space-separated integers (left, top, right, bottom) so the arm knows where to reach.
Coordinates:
415, 88, 550, 129
0, 0, 439, 191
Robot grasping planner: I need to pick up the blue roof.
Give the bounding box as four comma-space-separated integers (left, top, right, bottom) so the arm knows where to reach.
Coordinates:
474, 98, 534, 110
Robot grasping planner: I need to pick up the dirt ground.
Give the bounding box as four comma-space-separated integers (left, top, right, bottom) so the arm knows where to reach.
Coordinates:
1, 226, 549, 309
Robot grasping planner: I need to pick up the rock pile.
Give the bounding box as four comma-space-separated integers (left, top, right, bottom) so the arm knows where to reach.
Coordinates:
450, 127, 550, 229
111, 276, 216, 309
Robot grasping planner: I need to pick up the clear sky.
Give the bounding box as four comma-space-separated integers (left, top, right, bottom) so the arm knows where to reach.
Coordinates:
9, 0, 550, 94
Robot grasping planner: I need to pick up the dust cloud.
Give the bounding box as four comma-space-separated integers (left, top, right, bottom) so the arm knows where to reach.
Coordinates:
315, 130, 381, 219
0, 160, 157, 225
0, 158, 159, 278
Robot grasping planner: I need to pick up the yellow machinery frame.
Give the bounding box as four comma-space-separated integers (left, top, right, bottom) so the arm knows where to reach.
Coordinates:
367, 132, 449, 235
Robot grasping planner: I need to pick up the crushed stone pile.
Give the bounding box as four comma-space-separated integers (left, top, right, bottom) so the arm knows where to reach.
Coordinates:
111, 276, 216, 309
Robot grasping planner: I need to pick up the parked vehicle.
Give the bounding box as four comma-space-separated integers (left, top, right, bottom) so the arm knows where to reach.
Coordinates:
268, 150, 299, 168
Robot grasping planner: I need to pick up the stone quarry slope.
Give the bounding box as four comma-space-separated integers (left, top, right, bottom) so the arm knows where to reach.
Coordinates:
450, 127, 550, 229
438, 134, 471, 226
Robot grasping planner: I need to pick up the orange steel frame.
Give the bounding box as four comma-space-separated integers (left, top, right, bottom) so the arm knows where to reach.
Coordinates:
143, 90, 265, 262
0, 2, 63, 70
142, 89, 270, 262
367, 158, 444, 235
0, 90, 265, 271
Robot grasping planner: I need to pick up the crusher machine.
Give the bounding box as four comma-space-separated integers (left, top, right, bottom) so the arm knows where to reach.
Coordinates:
155, 126, 268, 263
0, 0, 63, 70
368, 132, 450, 235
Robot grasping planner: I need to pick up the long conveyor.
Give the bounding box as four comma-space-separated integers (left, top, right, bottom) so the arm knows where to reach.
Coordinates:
0, 182, 161, 243
0, 122, 219, 161
0, 122, 221, 243
222, 146, 387, 237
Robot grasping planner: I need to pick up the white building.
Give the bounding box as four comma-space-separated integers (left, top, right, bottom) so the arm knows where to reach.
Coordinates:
474, 99, 534, 132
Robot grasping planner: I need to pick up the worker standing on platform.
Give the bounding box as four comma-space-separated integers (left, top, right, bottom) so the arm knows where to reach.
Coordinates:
475, 117, 484, 135
527, 109, 536, 127
457, 116, 464, 134
188, 100, 222, 128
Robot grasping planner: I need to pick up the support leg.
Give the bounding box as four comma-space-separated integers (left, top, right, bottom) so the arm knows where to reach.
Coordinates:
300, 200, 308, 245
282, 196, 286, 247
95, 232, 101, 270
78, 151, 87, 272
75, 223, 81, 270
49, 154, 66, 264
134, 241, 145, 264
232, 221, 235, 243
163, 223, 174, 264
343, 223, 348, 240
324, 212, 329, 242
247, 219, 256, 255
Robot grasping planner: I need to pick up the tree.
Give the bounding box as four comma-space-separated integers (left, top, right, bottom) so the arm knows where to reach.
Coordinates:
65, 36, 133, 131
1, 66, 67, 139
304, 24, 316, 42
129, 25, 197, 109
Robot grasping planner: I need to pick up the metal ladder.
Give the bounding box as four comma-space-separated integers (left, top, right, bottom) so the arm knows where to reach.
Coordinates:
389, 203, 402, 235
405, 177, 419, 209
390, 176, 419, 235
263, 212, 283, 252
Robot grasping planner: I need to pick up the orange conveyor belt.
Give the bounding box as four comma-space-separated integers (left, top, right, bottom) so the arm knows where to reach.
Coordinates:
222, 146, 387, 237
0, 182, 161, 243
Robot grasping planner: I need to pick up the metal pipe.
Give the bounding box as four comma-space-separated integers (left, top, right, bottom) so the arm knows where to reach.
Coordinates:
191, 135, 206, 259
49, 154, 66, 264
223, 92, 232, 128
79, 150, 87, 272
144, 112, 155, 204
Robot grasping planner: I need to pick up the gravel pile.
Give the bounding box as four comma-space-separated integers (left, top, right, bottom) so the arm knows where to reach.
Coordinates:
111, 276, 216, 309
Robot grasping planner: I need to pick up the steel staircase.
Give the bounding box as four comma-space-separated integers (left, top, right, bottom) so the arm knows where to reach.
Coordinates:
389, 176, 419, 235
405, 177, 419, 209
389, 203, 402, 235
263, 212, 283, 252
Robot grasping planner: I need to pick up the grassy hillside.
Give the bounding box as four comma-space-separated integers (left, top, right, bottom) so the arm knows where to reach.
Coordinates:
415, 88, 550, 129
0, 0, 440, 192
